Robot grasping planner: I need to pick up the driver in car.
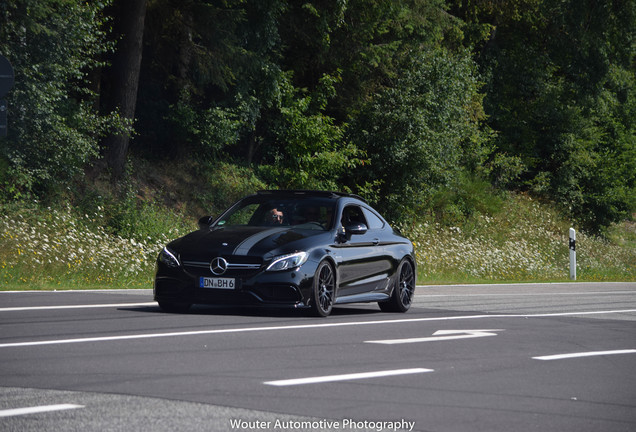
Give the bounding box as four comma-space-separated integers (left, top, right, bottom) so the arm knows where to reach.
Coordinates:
268, 208, 284, 225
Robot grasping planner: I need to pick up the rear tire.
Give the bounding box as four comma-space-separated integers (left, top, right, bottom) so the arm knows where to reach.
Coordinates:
309, 261, 335, 317
379, 259, 415, 313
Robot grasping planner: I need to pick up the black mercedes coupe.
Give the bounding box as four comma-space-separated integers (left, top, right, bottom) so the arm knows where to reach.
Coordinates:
154, 190, 416, 316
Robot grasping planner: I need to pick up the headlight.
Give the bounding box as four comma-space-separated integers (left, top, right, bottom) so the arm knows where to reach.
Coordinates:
266, 252, 308, 271
158, 246, 180, 268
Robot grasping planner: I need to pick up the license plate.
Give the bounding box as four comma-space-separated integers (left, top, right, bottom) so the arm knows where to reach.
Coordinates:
199, 277, 235, 289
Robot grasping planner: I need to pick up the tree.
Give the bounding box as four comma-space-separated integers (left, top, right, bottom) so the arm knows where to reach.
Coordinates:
348, 49, 489, 222
0, 0, 125, 199
100, 0, 147, 181
450, 0, 636, 231
279, 0, 462, 120
135, 0, 277, 162
257, 71, 363, 190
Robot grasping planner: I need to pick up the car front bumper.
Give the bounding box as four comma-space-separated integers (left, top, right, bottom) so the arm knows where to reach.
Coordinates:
153, 261, 318, 308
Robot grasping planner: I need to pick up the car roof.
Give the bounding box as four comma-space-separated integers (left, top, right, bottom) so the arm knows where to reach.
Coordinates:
256, 190, 368, 203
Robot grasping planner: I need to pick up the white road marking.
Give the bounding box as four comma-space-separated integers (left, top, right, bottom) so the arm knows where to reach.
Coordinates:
1, 309, 635, 349
414, 291, 634, 298
0, 404, 83, 418
533, 349, 636, 361
366, 329, 504, 344
416, 282, 635, 288
0, 289, 152, 293
264, 368, 433, 386
0, 302, 156, 312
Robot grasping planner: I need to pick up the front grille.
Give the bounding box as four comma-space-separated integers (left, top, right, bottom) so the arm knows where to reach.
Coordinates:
182, 256, 263, 278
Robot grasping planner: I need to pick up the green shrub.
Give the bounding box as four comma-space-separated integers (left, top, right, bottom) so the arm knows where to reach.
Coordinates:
196, 162, 268, 216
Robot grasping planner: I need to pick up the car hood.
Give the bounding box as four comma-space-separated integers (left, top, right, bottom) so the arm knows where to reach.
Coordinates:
168, 226, 327, 259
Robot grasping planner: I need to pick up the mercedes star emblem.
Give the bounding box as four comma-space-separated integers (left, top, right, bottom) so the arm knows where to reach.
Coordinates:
210, 257, 228, 275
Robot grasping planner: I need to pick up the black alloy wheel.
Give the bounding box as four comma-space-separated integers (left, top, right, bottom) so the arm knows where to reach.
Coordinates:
379, 259, 415, 312
310, 261, 335, 317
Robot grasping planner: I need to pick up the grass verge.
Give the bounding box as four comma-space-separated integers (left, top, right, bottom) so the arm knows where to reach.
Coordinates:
402, 193, 634, 283
1, 193, 634, 291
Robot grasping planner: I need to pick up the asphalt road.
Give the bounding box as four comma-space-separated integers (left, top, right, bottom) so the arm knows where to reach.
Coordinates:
1, 282, 635, 432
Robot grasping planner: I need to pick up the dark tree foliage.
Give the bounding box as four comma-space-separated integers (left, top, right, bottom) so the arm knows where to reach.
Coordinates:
1, 0, 633, 232
100, 0, 147, 181
134, 0, 247, 159
348, 48, 489, 222
450, 0, 635, 231
0, 0, 127, 198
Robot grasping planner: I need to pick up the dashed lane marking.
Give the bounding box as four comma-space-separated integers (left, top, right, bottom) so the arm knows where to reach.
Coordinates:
533, 349, 636, 361
0, 302, 156, 312
0, 404, 84, 418
264, 368, 433, 386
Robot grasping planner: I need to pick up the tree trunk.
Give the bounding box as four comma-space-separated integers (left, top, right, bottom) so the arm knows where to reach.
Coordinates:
101, 0, 147, 182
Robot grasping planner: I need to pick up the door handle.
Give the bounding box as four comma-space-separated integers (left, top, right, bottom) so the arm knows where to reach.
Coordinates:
372, 238, 380, 245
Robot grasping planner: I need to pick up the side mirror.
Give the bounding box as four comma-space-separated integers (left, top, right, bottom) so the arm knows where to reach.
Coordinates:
336, 226, 347, 243
346, 223, 368, 235
198, 215, 213, 230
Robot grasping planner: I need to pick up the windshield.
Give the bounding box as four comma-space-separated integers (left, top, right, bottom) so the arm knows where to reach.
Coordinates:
215, 196, 336, 231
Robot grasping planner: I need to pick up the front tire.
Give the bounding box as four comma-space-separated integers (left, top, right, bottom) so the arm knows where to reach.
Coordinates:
379, 259, 415, 313
309, 261, 336, 317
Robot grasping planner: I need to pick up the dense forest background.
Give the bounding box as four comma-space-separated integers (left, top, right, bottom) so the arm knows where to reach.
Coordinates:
1, 0, 634, 234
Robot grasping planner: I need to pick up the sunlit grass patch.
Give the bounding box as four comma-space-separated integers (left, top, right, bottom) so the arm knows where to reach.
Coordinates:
0, 193, 633, 290
0, 204, 191, 290
403, 194, 635, 283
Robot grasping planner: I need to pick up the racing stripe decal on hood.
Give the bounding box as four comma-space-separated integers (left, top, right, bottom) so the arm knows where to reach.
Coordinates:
233, 227, 289, 255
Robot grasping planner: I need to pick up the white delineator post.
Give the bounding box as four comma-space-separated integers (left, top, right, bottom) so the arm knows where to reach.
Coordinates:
569, 228, 576, 280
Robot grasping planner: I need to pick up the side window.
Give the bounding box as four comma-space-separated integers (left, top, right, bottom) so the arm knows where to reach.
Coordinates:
341, 205, 368, 227
362, 207, 385, 230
